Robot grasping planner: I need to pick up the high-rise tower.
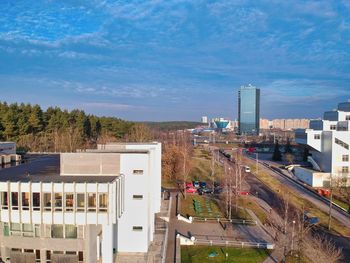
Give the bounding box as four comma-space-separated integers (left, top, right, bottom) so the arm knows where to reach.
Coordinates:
238, 84, 260, 135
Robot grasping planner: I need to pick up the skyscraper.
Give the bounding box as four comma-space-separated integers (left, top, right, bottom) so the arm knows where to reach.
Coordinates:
238, 84, 260, 135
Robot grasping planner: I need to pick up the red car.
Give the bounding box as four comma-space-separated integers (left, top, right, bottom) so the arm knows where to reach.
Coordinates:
186, 187, 197, 193
239, 191, 250, 196
186, 182, 193, 188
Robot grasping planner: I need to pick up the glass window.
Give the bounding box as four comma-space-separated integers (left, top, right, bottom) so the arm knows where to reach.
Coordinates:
132, 226, 143, 231
10, 223, 21, 236
65, 193, 74, 212
35, 224, 40, 237
335, 138, 349, 150
33, 193, 40, 211
78, 251, 84, 262
54, 193, 62, 211
346, 115, 350, 121
23, 223, 34, 237
51, 225, 63, 238
314, 134, 320, 140
342, 167, 349, 173
11, 192, 18, 210
65, 225, 77, 239
1, 192, 8, 209
133, 195, 143, 200
3, 222, 9, 236
343, 155, 349, 162
330, 125, 336, 130
46, 251, 51, 260
98, 193, 108, 212
44, 193, 51, 211
22, 192, 30, 210
88, 193, 96, 212
133, 170, 144, 175
76, 193, 85, 212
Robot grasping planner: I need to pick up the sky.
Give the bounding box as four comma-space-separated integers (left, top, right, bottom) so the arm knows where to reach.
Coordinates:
0, 0, 349, 121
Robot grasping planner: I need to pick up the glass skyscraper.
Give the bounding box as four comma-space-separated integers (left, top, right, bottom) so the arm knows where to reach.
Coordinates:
238, 85, 260, 135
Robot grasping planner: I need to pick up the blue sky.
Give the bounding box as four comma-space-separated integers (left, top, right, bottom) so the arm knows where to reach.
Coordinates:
0, 0, 349, 121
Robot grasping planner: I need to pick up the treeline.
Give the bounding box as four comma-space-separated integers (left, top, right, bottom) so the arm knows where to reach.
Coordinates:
144, 121, 202, 131
0, 102, 134, 152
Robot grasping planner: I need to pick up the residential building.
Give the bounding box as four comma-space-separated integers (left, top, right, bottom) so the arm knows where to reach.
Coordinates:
259, 119, 271, 130
201, 116, 208, 124
238, 84, 260, 135
295, 102, 350, 186
271, 119, 310, 130
0, 142, 161, 263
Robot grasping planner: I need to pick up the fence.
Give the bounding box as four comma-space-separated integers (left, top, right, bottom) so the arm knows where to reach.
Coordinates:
193, 239, 274, 249
192, 217, 257, 225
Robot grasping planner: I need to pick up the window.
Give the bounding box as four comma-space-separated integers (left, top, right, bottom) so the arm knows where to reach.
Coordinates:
34, 224, 40, 237
133, 195, 143, 200
76, 193, 85, 212
65, 225, 77, 239
330, 125, 336, 130
23, 223, 34, 237
98, 194, 108, 212
3, 222, 9, 236
54, 193, 62, 211
78, 251, 84, 262
346, 115, 350, 121
133, 170, 144, 175
88, 193, 96, 212
33, 193, 40, 211
22, 192, 30, 210
132, 226, 143, 231
335, 138, 350, 150
10, 223, 21, 236
343, 155, 349, 162
51, 225, 64, 238
43, 193, 51, 211
1, 192, 8, 209
342, 167, 349, 173
314, 134, 321, 140
11, 192, 18, 210
65, 193, 74, 212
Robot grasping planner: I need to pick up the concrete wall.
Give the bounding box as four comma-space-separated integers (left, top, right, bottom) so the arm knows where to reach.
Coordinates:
294, 167, 329, 187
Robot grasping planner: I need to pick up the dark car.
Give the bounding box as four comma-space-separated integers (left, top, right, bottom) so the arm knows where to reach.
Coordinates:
214, 187, 223, 194
199, 182, 207, 188
198, 187, 213, 195
214, 182, 220, 188
193, 181, 200, 188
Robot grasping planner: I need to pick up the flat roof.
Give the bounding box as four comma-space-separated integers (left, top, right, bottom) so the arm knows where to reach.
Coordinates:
0, 155, 118, 183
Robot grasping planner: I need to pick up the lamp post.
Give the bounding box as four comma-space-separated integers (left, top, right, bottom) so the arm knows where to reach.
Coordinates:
256, 152, 259, 176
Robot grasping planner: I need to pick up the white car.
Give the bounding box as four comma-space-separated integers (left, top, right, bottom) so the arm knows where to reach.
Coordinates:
244, 166, 251, 173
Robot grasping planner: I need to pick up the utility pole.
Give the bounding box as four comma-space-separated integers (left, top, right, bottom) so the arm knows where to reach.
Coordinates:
291, 220, 296, 255
256, 152, 259, 175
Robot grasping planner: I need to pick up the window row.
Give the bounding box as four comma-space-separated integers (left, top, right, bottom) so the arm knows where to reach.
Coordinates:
10, 248, 83, 263
3, 223, 81, 239
335, 138, 349, 150
343, 155, 349, 162
0, 192, 108, 212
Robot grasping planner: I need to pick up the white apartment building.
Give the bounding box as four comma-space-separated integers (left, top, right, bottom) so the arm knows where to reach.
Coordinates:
0, 142, 161, 263
296, 102, 350, 187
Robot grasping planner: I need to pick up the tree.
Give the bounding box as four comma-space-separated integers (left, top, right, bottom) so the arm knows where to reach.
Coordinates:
126, 123, 153, 142
272, 140, 282, 161
285, 153, 295, 164
302, 147, 309, 162
285, 137, 292, 154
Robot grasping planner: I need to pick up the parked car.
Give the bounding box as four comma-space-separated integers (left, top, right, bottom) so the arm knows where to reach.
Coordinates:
198, 187, 213, 195
193, 181, 200, 188
244, 166, 251, 173
199, 182, 207, 188
214, 187, 223, 194
186, 187, 197, 193
214, 182, 220, 188
239, 191, 250, 196
186, 182, 193, 188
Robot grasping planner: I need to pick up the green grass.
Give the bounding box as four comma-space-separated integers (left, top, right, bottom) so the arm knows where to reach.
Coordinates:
181, 195, 223, 218
331, 198, 349, 211
240, 197, 268, 224
181, 246, 269, 263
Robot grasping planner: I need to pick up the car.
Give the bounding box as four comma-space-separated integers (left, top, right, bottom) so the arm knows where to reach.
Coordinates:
239, 191, 250, 196
214, 187, 223, 194
244, 166, 251, 173
193, 181, 200, 188
186, 182, 193, 188
186, 187, 197, 193
199, 182, 207, 188
214, 182, 220, 188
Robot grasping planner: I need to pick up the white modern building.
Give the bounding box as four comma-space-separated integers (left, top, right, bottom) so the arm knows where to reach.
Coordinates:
201, 116, 208, 124
0, 142, 21, 165
0, 142, 161, 263
295, 102, 350, 187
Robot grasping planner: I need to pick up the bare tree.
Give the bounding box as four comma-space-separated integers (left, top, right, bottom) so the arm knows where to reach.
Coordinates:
179, 132, 193, 199
126, 123, 153, 142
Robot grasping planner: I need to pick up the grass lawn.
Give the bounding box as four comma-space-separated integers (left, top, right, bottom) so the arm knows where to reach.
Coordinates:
181, 246, 269, 263
240, 197, 268, 224
181, 195, 223, 218
331, 198, 349, 212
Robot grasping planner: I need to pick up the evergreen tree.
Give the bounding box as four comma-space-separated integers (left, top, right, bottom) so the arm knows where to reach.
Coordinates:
302, 147, 310, 162
285, 137, 292, 154
272, 140, 282, 161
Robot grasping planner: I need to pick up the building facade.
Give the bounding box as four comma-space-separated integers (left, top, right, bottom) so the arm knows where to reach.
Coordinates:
0, 142, 161, 263
296, 102, 350, 186
238, 85, 260, 135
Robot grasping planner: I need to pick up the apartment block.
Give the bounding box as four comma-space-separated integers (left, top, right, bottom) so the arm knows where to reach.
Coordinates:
0, 142, 161, 263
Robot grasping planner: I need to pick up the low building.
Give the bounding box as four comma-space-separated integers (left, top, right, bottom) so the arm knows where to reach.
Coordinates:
293, 167, 330, 187
0, 142, 21, 165
0, 142, 161, 263
296, 102, 350, 186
